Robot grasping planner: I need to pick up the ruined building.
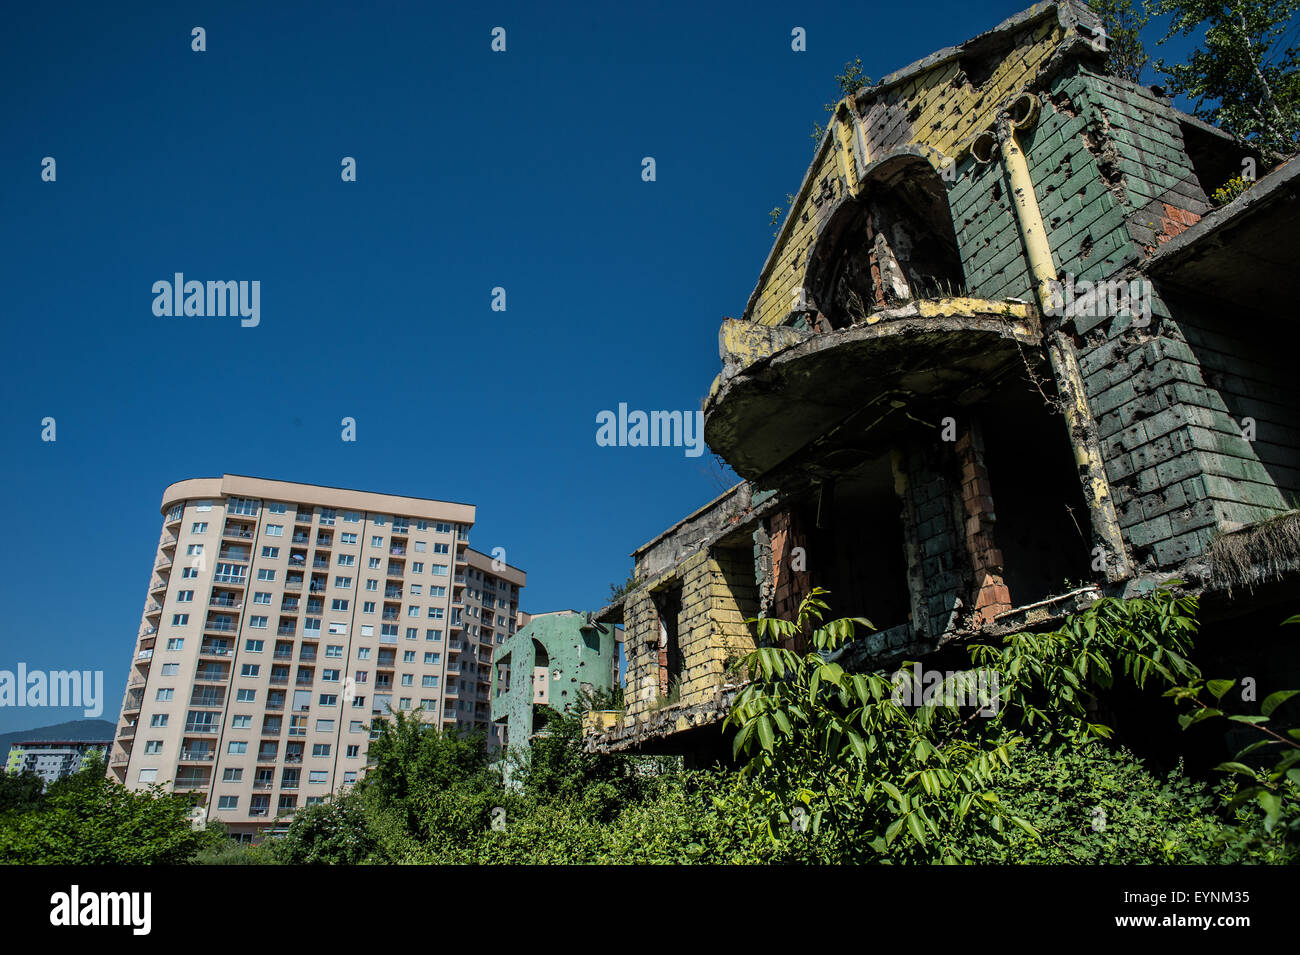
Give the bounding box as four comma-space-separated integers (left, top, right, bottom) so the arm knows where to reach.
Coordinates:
588, 0, 1300, 759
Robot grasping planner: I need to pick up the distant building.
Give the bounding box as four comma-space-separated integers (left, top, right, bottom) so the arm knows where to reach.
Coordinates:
110, 473, 526, 838
491, 611, 619, 768
6, 740, 111, 784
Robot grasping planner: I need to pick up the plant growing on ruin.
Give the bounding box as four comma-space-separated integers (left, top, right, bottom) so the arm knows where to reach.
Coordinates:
1162, 613, 1300, 862
725, 583, 1205, 860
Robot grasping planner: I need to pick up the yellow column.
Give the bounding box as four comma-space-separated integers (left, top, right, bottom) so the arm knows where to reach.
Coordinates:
993, 101, 1131, 580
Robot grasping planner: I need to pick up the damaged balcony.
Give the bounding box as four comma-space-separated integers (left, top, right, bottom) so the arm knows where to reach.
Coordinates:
705, 298, 1040, 483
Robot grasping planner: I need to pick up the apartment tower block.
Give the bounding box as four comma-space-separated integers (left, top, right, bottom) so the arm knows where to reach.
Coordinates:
110, 474, 525, 836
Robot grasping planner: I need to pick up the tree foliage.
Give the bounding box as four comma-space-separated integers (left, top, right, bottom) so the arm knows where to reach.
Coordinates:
1151, 0, 1300, 152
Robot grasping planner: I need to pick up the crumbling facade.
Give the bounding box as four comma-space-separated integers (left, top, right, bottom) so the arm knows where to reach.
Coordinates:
589, 0, 1300, 758
491, 610, 618, 767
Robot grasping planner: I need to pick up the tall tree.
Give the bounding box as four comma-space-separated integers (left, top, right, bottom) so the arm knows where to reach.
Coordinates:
1151, 0, 1300, 153
1088, 0, 1151, 83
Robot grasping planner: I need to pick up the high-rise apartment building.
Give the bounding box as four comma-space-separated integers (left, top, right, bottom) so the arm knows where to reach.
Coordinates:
109, 475, 525, 836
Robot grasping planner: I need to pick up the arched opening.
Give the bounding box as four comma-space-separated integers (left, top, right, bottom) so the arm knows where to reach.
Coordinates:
806, 155, 965, 329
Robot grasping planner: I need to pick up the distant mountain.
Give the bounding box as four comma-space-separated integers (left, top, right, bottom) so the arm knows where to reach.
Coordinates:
0, 719, 115, 763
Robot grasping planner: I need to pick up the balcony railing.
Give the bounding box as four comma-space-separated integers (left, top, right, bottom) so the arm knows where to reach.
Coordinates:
213, 573, 246, 585
277, 625, 296, 636
173, 778, 210, 791
184, 722, 221, 734
199, 644, 233, 657
209, 597, 242, 609
178, 751, 215, 762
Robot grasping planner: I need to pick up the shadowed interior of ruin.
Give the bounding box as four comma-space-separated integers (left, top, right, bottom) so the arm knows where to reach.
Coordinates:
807, 158, 965, 329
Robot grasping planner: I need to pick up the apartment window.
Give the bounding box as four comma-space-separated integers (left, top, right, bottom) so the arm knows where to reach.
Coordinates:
427, 607, 444, 619
399, 698, 411, 710
316, 719, 335, 732
312, 744, 331, 757
400, 674, 413, 686
166, 504, 184, 521
359, 625, 374, 638
246, 639, 264, 652
435, 522, 451, 533
430, 586, 446, 597
309, 771, 329, 785
422, 675, 439, 687
368, 557, 381, 569
150, 714, 169, 727
341, 532, 358, 544
304, 618, 322, 634
403, 651, 416, 662
332, 599, 349, 611
431, 564, 448, 576
241, 664, 260, 677
411, 562, 424, 574
424, 653, 439, 665
343, 511, 361, 523
249, 616, 267, 629
351, 695, 366, 709
236, 688, 256, 702
182, 567, 199, 579
161, 663, 179, 676
261, 546, 280, 558
178, 589, 196, 603
253, 592, 271, 604
319, 694, 338, 706
223, 768, 243, 782
334, 576, 353, 589
433, 542, 449, 554
347, 744, 360, 757
408, 606, 420, 617
257, 569, 276, 581
138, 769, 158, 783
322, 669, 340, 682
372, 516, 387, 526
318, 508, 336, 526
344, 772, 357, 784
144, 740, 163, 754
337, 554, 355, 567
354, 670, 369, 683
325, 644, 343, 658
421, 699, 437, 710
266, 524, 284, 537
171, 614, 189, 626
231, 715, 252, 729
381, 624, 398, 637
426, 630, 442, 642
370, 535, 383, 547
357, 648, 371, 661
414, 541, 427, 553
269, 502, 287, 514
363, 601, 376, 614
228, 497, 259, 516
405, 627, 418, 640
228, 741, 247, 755
365, 579, 378, 592
155, 688, 173, 701
187, 544, 203, 556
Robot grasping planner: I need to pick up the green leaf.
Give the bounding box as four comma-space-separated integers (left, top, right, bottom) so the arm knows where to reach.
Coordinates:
1262, 689, 1299, 717
1213, 761, 1257, 777
905, 812, 926, 846
1206, 679, 1235, 700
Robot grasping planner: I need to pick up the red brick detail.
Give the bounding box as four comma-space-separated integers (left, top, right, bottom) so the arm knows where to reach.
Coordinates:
955, 426, 1012, 626
1155, 203, 1203, 246
769, 508, 811, 651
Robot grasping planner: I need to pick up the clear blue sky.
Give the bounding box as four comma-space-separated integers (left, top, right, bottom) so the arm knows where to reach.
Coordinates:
0, 1, 1223, 733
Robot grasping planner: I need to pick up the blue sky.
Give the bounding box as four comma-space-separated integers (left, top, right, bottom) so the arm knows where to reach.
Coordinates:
0, 1, 1230, 733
